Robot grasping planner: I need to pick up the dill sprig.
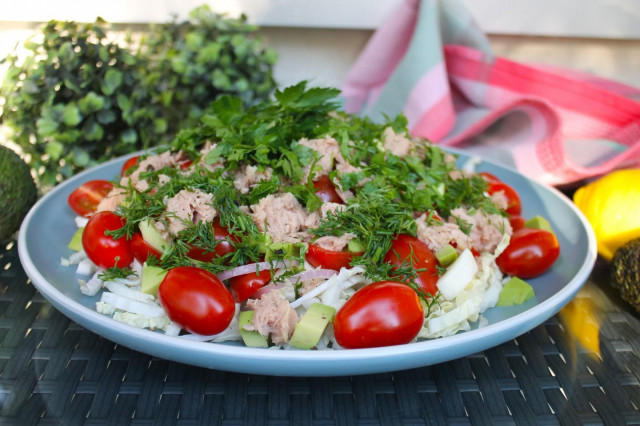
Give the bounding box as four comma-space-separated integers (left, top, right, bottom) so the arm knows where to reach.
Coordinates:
98, 266, 137, 282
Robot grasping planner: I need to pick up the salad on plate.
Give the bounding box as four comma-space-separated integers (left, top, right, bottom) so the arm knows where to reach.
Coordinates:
62, 82, 560, 350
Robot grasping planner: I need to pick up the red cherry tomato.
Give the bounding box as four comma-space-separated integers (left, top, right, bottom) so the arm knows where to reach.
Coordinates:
130, 232, 162, 263
384, 234, 438, 296
229, 269, 271, 303
306, 244, 361, 271
187, 219, 237, 262
334, 281, 424, 349
509, 215, 526, 232
312, 175, 344, 204
158, 266, 235, 335
486, 181, 522, 216
121, 156, 140, 176
68, 180, 114, 217
496, 228, 560, 278
82, 211, 133, 269
479, 171, 501, 183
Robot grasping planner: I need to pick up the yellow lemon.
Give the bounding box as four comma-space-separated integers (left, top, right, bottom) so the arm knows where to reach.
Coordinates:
573, 168, 640, 261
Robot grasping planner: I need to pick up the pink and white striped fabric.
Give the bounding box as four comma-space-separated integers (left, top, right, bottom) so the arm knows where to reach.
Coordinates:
342, 0, 640, 186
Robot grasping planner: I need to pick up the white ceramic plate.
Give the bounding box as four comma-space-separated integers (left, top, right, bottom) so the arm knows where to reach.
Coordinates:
18, 151, 596, 376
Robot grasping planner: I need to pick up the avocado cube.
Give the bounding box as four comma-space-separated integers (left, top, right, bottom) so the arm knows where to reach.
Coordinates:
496, 277, 535, 307
289, 303, 336, 350
239, 311, 269, 348
141, 264, 167, 297
68, 227, 84, 251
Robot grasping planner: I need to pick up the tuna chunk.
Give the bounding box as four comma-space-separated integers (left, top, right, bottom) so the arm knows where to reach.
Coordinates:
246, 291, 299, 345
415, 214, 471, 252
233, 164, 273, 194
298, 136, 360, 179
250, 193, 317, 242
196, 141, 225, 172
449, 208, 512, 254
382, 127, 414, 158
313, 232, 356, 252
165, 189, 217, 235
95, 186, 127, 214
127, 151, 181, 192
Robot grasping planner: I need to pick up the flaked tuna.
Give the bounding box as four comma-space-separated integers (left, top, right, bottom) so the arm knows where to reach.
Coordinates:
415, 213, 471, 252
233, 164, 273, 194
449, 208, 512, 254
299, 136, 360, 178
249, 193, 318, 243
95, 186, 127, 214
165, 189, 217, 235
382, 127, 415, 158
246, 291, 299, 345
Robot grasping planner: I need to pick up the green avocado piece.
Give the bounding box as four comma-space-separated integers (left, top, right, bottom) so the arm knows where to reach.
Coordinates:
610, 238, 640, 314
347, 238, 366, 253
141, 263, 167, 297
68, 227, 84, 251
525, 215, 553, 233
139, 219, 169, 252
0, 145, 37, 241
239, 310, 269, 348
289, 303, 336, 350
496, 277, 535, 307
435, 244, 458, 267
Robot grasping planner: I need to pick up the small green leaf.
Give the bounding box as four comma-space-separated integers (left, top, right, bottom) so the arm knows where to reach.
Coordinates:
72, 147, 90, 166
36, 118, 58, 136
62, 103, 82, 126
103, 69, 123, 94
121, 128, 137, 144
79, 92, 105, 114
45, 140, 64, 159
83, 119, 104, 141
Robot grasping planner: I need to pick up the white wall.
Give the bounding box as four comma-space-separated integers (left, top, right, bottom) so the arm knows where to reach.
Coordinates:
1, 1, 638, 90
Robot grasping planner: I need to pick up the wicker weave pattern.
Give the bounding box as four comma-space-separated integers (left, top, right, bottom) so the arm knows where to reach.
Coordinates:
1, 242, 639, 425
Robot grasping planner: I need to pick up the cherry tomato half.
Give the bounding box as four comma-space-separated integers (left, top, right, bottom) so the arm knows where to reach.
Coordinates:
158, 266, 235, 335
496, 228, 560, 278
334, 281, 424, 349
68, 180, 114, 217
486, 181, 522, 216
82, 211, 133, 269
509, 215, 526, 232
229, 269, 271, 303
384, 234, 438, 296
187, 219, 237, 262
306, 244, 361, 271
121, 156, 140, 176
479, 171, 501, 183
312, 175, 344, 204
130, 232, 162, 263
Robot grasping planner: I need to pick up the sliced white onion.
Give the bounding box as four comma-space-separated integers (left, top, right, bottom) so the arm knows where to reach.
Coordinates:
78, 272, 103, 296
100, 291, 166, 317
436, 249, 478, 301
290, 266, 366, 309
76, 258, 98, 276
216, 260, 298, 281
287, 269, 337, 283
104, 281, 155, 303
75, 216, 89, 228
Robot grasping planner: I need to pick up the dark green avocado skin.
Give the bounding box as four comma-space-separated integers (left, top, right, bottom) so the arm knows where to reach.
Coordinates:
611, 238, 640, 314
0, 145, 37, 241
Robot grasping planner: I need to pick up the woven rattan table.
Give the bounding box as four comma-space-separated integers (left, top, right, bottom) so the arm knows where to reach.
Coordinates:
1, 239, 639, 425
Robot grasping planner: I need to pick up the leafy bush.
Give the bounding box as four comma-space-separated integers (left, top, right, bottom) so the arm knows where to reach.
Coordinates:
0, 5, 277, 187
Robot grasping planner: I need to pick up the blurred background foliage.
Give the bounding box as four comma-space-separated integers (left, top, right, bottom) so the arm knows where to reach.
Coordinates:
0, 5, 277, 188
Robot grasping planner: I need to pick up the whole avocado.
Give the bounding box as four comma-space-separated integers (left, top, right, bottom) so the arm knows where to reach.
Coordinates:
0, 145, 37, 240
610, 238, 640, 314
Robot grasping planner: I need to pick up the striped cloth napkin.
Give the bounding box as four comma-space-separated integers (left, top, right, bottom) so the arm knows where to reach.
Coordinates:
342, 0, 640, 186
